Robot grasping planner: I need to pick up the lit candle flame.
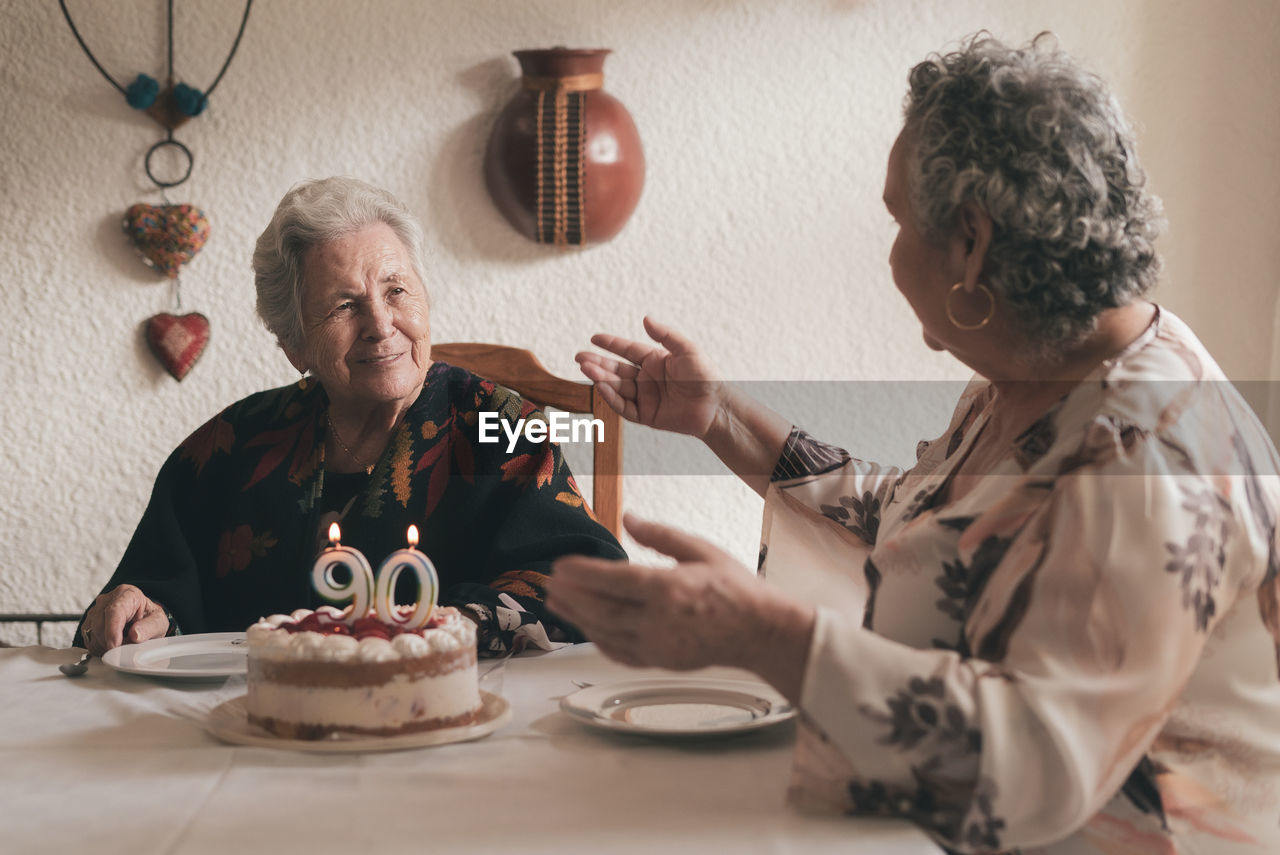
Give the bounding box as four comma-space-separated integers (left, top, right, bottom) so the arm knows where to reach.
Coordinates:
328, 522, 341, 546
407, 524, 419, 549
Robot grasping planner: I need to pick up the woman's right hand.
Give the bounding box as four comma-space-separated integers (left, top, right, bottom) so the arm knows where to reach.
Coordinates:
575, 316, 726, 440
579, 316, 792, 496
80, 584, 169, 656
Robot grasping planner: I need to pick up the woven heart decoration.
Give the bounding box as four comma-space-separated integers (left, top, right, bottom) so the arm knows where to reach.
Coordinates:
123, 203, 211, 278
145, 312, 210, 381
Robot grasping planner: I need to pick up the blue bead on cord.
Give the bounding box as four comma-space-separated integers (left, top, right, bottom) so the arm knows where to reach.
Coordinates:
124, 74, 159, 109
173, 82, 207, 116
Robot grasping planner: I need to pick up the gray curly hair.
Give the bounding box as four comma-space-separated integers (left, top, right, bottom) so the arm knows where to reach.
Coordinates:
902, 32, 1162, 351
253, 177, 429, 355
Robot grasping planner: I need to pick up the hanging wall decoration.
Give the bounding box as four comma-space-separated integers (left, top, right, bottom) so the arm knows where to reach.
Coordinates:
484, 48, 645, 247
144, 310, 211, 382
122, 202, 211, 277
58, 0, 253, 381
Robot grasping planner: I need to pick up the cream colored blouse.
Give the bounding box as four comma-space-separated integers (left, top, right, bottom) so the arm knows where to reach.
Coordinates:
761, 308, 1280, 854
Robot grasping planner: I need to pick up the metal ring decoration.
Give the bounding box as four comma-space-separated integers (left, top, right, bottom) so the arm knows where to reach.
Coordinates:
144, 137, 194, 188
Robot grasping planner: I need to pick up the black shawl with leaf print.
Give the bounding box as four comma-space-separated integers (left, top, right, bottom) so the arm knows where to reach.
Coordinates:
81, 361, 624, 654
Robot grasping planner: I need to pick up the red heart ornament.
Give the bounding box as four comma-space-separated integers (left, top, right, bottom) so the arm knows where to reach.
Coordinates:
145, 312, 211, 381
123, 203, 211, 278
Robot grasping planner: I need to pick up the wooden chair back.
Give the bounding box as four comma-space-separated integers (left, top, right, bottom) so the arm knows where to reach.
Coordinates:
430, 342, 623, 538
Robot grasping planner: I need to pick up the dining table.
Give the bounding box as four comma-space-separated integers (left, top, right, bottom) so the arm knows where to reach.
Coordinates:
1, 640, 941, 855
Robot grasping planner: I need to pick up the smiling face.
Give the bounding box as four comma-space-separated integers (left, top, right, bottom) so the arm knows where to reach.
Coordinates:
286, 222, 431, 414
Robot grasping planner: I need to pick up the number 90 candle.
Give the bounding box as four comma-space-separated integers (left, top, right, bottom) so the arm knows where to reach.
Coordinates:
310, 523, 439, 629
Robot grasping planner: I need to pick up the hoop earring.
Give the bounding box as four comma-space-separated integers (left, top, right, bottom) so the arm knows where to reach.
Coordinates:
946, 282, 995, 331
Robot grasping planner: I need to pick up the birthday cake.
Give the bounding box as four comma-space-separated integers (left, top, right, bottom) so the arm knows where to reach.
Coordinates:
245, 605, 481, 739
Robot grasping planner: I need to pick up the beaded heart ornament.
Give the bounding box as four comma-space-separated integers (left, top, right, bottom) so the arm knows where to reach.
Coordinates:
122, 202, 211, 279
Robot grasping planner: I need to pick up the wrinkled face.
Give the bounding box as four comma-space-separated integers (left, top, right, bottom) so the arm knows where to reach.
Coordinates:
288, 223, 431, 411
884, 132, 965, 353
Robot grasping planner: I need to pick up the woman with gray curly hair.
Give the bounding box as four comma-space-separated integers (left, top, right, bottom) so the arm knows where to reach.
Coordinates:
549, 33, 1280, 854
78, 176, 623, 659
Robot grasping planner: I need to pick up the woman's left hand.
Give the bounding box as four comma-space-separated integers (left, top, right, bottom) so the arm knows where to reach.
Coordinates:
547, 514, 815, 702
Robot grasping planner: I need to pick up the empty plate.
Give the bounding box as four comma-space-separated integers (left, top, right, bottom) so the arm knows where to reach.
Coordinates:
101, 632, 247, 681
560, 677, 795, 738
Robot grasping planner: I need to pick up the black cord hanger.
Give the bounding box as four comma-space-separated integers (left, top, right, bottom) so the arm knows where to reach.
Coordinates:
59, 0, 253, 188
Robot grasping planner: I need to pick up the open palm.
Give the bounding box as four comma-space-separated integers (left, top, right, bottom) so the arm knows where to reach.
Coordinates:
575, 317, 724, 439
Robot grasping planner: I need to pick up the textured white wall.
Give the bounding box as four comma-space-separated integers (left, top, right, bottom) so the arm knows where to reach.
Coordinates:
1, 0, 1277, 646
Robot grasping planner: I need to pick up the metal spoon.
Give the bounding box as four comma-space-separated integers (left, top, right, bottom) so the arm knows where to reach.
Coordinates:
59, 652, 91, 677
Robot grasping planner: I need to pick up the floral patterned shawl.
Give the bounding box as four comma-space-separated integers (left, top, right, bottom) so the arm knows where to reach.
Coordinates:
762, 308, 1280, 854
84, 361, 624, 654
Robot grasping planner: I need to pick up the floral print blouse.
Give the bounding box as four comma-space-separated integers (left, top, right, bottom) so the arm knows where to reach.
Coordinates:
761, 309, 1280, 854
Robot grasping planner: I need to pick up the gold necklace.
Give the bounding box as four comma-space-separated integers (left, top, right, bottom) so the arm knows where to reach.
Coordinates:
326, 412, 374, 475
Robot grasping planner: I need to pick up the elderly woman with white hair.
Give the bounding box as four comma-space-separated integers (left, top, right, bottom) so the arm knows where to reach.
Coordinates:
549, 34, 1280, 854
78, 176, 623, 656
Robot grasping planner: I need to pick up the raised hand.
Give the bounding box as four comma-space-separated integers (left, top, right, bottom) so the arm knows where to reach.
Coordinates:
575, 316, 725, 440
547, 513, 814, 701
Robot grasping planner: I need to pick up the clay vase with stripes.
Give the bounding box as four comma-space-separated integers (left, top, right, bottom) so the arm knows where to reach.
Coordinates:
484, 48, 645, 247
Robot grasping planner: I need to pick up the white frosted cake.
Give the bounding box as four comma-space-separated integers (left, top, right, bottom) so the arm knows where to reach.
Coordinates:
246, 605, 480, 739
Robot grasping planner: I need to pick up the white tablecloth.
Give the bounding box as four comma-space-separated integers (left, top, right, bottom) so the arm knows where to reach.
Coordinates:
0, 643, 940, 855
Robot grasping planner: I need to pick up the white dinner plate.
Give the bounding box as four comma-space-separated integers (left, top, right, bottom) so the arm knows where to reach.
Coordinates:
559, 677, 795, 738
101, 632, 247, 681
204, 691, 511, 753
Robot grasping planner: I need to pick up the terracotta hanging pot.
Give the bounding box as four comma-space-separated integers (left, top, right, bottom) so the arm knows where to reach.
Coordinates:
484, 48, 645, 247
